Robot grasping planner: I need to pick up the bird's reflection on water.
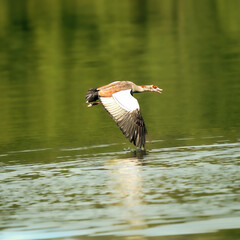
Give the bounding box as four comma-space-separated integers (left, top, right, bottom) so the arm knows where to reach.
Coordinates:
105, 151, 148, 235
122, 148, 148, 161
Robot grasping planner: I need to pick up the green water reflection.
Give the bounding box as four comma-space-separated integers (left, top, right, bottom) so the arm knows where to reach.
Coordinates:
0, 0, 240, 153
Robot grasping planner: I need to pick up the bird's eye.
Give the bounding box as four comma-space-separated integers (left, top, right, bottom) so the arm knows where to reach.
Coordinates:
153, 85, 158, 89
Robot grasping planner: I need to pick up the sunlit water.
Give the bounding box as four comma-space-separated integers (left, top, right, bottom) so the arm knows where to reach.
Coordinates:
1, 137, 240, 240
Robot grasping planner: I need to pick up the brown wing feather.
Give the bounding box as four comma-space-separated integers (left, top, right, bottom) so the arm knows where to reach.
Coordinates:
98, 81, 134, 97
100, 96, 147, 148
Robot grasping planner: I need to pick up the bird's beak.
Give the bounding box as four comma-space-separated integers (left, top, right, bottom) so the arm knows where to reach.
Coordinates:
156, 87, 163, 94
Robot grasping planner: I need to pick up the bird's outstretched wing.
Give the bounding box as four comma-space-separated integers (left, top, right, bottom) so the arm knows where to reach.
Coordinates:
99, 89, 147, 148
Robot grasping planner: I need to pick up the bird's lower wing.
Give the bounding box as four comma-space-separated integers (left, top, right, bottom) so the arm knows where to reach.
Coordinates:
99, 90, 147, 148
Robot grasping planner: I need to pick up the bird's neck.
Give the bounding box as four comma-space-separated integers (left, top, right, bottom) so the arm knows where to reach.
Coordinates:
132, 84, 145, 93
132, 84, 153, 93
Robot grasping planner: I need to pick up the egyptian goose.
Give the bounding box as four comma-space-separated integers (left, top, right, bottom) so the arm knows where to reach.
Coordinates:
86, 81, 163, 149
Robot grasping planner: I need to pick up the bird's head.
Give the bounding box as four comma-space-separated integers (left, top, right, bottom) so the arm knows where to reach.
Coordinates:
141, 85, 163, 93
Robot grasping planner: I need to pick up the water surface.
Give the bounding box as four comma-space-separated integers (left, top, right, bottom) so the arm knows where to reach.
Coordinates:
0, 1, 240, 239
1, 139, 240, 240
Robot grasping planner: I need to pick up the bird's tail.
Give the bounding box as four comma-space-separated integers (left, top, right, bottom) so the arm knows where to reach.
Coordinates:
85, 88, 99, 103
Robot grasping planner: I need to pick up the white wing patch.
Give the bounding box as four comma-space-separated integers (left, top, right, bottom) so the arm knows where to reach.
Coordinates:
99, 91, 147, 148
112, 89, 139, 112
99, 97, 125, 121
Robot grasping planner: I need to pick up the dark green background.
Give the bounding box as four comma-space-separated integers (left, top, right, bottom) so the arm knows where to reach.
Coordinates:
1, 0, 240, 152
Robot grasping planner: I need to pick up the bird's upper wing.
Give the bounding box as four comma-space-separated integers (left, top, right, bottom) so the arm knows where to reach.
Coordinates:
99, 89, 147, 148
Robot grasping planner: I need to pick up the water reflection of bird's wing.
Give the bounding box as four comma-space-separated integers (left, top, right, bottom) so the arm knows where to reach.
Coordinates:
100, 89, 147, 148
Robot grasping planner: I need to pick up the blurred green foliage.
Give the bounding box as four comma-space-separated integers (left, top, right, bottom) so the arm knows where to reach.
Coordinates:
0, 0, 240, 151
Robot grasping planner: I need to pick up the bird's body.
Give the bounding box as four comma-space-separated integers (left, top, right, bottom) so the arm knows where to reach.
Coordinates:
86, 81, 162, 149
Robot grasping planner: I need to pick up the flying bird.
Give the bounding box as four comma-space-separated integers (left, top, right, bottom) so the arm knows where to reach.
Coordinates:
86, 81, 163, 149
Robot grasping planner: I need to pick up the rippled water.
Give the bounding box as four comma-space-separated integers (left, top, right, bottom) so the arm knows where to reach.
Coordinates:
1, 137, 240, 240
